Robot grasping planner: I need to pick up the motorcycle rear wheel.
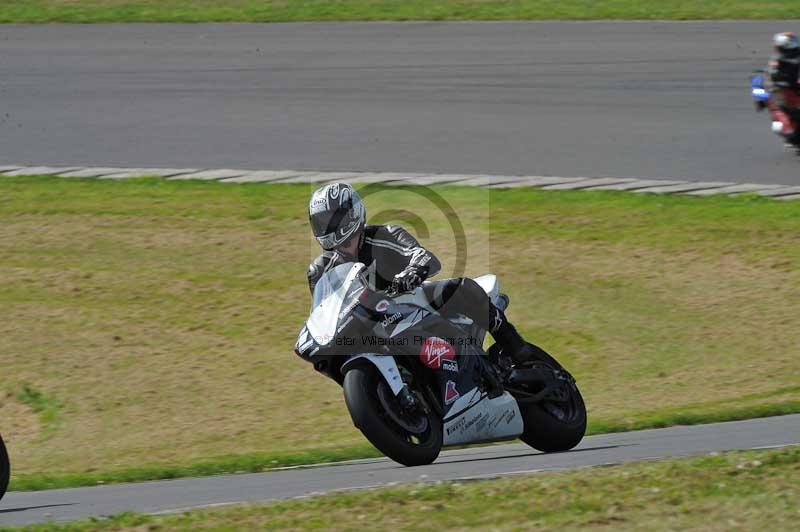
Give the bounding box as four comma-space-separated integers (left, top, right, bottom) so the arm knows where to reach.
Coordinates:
343, 365, 442, 466
0, 434, 9, 501
518, 362, 587, 453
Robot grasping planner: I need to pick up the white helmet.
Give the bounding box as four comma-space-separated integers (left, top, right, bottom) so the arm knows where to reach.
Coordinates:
773, 32, 799, 56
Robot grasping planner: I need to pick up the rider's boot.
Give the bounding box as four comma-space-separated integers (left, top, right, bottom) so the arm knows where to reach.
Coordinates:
489, 307, 542, 364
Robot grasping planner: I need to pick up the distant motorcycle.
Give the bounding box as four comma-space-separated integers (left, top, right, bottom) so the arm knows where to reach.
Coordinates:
751, 70, 800, 154
0, 433, 8, 500
295, 263, 586, 466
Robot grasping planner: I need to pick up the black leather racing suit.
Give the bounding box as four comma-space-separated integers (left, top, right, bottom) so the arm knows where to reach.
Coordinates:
767, 52, 800, 128
307, 224, 499, 332
768, 53, 800, 91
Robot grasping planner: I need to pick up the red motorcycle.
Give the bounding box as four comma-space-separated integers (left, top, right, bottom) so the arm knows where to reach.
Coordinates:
752, 70, 800, 154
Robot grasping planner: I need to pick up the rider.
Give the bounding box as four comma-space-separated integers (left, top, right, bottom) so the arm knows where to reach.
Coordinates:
765, 32, 800, 146
306, 182, 542, 364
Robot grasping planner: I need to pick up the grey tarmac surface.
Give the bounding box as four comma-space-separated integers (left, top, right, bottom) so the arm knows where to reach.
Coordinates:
1, 414, 798, 526
1, 21, 799, 185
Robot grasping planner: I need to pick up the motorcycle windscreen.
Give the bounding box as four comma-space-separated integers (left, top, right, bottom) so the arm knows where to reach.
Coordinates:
307, 262, 366, 346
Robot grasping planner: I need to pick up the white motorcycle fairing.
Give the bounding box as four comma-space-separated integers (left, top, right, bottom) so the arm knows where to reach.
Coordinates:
473, 274, 500, 302
392, 274, 502, 309
442, 388, 524, 446
341, 354, 405, 395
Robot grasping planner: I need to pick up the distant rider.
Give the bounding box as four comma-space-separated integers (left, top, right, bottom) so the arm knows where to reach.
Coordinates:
763, 32, 800, 148
306, 182, 543, 363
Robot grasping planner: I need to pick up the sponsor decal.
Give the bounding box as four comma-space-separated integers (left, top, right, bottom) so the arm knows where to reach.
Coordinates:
444, 380, 460, 405
419, 336, 456, 369
441, 359, 458, 373
460, 412, 487, 434
337, 315, 354, 334
375, 299, 390, 313
329, 183, 340, 199
339, 293, 362, 320
310, 196, 329, 214
446, 417, 466, 436
488, 409, 517, 432
392, 309, 430, 337
474, 413, 489, 433
381, 312, 402, 327
449, 411, 484, 437
488, 411, 505, 430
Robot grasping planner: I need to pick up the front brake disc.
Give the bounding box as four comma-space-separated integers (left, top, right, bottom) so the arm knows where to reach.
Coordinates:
377, 381, 428, 434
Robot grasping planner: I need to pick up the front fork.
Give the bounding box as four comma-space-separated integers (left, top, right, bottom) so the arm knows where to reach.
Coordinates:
342, 353, 432, 416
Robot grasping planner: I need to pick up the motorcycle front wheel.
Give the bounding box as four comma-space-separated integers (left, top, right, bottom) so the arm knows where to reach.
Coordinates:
0, 434, 9, 501
343, 365, 442, 466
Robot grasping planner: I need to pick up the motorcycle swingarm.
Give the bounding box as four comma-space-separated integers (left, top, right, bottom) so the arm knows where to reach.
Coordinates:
506, 367, 559, 385
505, 367, 574, 403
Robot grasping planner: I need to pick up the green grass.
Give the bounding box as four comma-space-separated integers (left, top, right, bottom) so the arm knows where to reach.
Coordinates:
0, 175, 798, 492
6, 446, 799, 531
8, 445, 382, 492
15, 385, 61, 437
0, 0, 797, 23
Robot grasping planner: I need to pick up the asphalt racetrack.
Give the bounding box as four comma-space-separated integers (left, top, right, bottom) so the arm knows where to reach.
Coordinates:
1, 415, 798, 525
1, 21, 798, 184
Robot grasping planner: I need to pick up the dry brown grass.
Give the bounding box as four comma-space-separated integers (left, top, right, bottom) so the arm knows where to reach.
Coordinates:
0, 177, 798, 480
493, 236, 800, 420
0, 393, 40, 445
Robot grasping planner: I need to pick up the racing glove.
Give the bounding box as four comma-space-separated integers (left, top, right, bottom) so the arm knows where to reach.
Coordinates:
391, 266, 426, 294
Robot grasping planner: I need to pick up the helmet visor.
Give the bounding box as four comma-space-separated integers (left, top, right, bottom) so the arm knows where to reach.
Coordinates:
312, 207, 362, 250
311, 204, 348, 238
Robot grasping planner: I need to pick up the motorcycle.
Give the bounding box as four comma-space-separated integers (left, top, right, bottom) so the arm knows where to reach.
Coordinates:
295, 262, 586, 466
751, 70, 800, 153
0, 433, 9, 501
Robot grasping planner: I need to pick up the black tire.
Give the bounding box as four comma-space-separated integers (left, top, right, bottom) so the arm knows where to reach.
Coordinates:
0, 434, 9, 501
343, 365, 442, 466
519, 372, 587, 453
